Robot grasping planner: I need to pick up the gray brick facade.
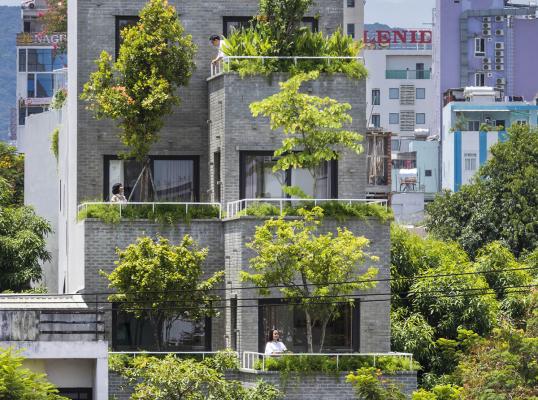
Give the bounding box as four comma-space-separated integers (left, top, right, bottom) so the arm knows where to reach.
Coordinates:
75, 0, 343, 204
208, 73, 368, 204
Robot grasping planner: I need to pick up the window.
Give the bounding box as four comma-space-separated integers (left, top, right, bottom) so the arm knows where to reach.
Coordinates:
347, 23, 355, 38
391, 139, 401, 152
416, 88, 426, 99
27, 74, 35, 97
213, 152, 221, 203
18, 49, 26, 72
240, 152, 336, 199
464, 153, 477, 171
515, 120, 528, 126
112, 305, 210, 351
389, 88, 400, 99
367, 134, 389, 185
104, 156, 199, 201
425, 170, 432, 177
371, 89, 380, 105
347, 0, 355, 6
371, 114, 381, 128
26, 49, 66, 72
18, 105, 47, 125
389, 113, 399, 124
57, 389, 92, 400
416, 113, 426, 124
259, 299, 358, 353
115, 16, 140, 58
475, 72, 485, 87
223, 16, 318, 36
475, 38, 485, 56
468, 120, 480, 131
36, 74, 54, 97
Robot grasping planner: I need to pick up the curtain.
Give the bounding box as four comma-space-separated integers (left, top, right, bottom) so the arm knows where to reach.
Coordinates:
153, 159, 194, 201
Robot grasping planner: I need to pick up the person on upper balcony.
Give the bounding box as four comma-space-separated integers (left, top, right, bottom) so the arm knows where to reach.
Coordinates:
265, 329, 288, 355
210, 34, 227, 69
110, 183, 127, 203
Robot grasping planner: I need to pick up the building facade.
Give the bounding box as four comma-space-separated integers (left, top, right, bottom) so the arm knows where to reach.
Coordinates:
442, 86, 538, 191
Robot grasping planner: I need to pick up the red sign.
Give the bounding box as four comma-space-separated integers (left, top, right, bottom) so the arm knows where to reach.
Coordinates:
363, 30, 432, 45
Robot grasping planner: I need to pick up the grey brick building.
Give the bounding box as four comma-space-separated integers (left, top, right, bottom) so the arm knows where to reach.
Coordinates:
58, 0, 390, 376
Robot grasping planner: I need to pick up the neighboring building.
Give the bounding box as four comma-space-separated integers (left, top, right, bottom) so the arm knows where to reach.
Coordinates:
442, 86, 538, 191
363, 28, 440, 198
0, 294, 108, 399
16, 0, 66, 140
433, 0, 538, 139
344, 0, 365, 39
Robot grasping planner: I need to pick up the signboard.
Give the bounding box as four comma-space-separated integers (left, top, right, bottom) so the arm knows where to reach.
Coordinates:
17, 32, 67, 46
363, 30, 432, 49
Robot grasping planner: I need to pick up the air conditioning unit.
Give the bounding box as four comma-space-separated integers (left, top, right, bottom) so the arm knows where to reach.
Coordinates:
495, 57, 504, 64
483, 29, 492, 36
483, 64, 492, 71
495, 29, 504, 36
495, 16, 505, 22
495, 42, 505, 49
483, 17, 492, 23
483, 57, 492, 64
483, 23, 492, 29
495, 50, 504, 57
496, 78, 506, 85
495, 64, 505, 71
487, 72, 493, 78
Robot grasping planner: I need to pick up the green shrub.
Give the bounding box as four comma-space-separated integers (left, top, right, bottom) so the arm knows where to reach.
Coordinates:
51, 88, 67, 110
77, 203, 221, 224
50, 128, 59, 161
346, 367, 407, 400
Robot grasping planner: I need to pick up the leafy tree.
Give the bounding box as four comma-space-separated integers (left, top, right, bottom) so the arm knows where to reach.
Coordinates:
426, 125, 538, 257
0, 347, 67, 399
0, 205, 52, 292
250, 71, 364, 196
81, 0, 196, 199
411, 385, 463, 400
104, 236, 224, 350
112, 353, 281, 400
346, 367, 406, 400
0, 141, 24, 206
39, 0, 67, 33
391, 310, 436, 363
242, 207, 378, 352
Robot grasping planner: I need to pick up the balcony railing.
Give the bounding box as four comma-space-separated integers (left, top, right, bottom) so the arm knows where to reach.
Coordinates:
53, 68, 67, 97
385, 69, 431, 80
242, 351, 414, 372
211, 56, 364, 77
78, 202, 223, 220
226, 198, 388, 219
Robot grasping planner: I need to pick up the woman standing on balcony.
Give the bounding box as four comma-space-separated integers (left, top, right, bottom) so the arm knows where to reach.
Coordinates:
110, 183, 127, 203
265, 329, 287, 355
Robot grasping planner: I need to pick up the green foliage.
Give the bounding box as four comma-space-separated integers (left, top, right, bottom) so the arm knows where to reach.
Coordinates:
225, 28, 367, 79
50, 127, 59, 161
242, 207, 379, 352
391, 310, 436, 363
250, 71, 364, 190
0, 141, 24, 206
412, 385, 463, 400
0, 347, 68, 399
0, 206, 52, 292
237, 201, 393, 223
51, 88, 67, 110
258, 354, 418, 373
115, 353, 281, 400
81, 0, 196, 161
77, 203, 221, 224
103, 235, 224, 350
346, 368, 406, 400
426, 125, 538, 257
479, 123, 502, 132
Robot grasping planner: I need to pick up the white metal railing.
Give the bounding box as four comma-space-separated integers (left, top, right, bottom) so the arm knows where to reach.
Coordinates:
242, 351, 414, 372
211, 55, 364, 77
53, 68, 68, 96
226, 198, 388, 219
77, 202, 222, 220
109, 351, 234, 359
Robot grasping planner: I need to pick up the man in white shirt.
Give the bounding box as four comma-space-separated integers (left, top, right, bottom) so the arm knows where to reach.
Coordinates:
265, 329, 288, 355
210, 35, 226, 65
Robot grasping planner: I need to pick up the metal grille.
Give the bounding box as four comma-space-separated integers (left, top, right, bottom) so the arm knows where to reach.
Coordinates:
400, 85, 415, 105
400, 111, 415, 132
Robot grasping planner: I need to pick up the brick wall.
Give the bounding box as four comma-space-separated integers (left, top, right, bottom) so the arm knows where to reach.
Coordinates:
208, 73, 368, 205
76, 0, 343, 204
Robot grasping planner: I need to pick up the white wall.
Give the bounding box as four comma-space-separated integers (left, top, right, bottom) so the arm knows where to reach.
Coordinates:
18, 110, 60, 292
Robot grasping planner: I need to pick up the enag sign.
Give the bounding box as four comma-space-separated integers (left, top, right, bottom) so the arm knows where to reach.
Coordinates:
363, 29, 432, 47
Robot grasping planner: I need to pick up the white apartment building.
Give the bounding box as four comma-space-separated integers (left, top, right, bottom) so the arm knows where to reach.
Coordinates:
344, 0, 365, 40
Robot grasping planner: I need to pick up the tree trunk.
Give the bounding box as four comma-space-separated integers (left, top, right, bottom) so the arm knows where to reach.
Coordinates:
305, 310, 314, 353
318, 313, 332, 353
152, 315, 164, 351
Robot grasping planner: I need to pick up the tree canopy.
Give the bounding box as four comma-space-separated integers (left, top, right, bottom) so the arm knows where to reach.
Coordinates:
104, 235, 224, 350
426, 124, 538, 257
81, 0, 196, 161
0, 142, 24, 206
242, 207, 378, 352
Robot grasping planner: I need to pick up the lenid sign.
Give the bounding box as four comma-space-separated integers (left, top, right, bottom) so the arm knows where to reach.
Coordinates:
363, 30, 432, 45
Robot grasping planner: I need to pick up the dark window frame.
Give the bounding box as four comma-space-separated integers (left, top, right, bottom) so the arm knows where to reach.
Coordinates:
239, 151, 337, 200
57, 388, 93, 400
115, 16, 140, 59
257, 298, 360, 353
223, 16, 318, 36
103, 155, 200, 202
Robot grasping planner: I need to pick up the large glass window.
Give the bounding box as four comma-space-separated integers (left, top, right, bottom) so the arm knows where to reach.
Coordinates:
223, 16, 318, 36
112, 306, 210, 351
104, 156, 199, 202
26, 49, 65, 72
259, 299, 358, 353
57, 389, 92, 400
36, 73, 54, 97
240, 152, 335, 199
27, 74, 35, 97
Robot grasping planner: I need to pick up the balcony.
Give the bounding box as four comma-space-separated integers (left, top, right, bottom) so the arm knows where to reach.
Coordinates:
385, 69, 431, 80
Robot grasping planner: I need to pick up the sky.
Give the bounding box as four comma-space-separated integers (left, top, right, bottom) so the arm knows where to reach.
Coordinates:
365, 0, 435, 28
